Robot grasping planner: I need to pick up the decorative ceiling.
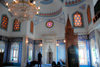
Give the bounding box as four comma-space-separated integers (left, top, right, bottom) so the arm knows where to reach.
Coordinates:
65, 0, 86, 7
37, 8, 62, 17
38, 0, 62, 17
40, 0, 53, 5
33, 12, 65, 25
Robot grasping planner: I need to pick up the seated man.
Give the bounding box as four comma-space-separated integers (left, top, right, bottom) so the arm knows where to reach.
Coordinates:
57, 62, 61, 67
27, 60, 38, 67
59, 59, 65, 65
52, 61, 56, 67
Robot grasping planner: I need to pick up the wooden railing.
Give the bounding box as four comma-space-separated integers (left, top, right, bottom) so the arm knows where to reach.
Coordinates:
93, 11, 100, 23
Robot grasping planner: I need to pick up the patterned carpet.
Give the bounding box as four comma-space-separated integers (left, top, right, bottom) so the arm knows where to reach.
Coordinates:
3, 64, 51, 67
3, 64, 66, 67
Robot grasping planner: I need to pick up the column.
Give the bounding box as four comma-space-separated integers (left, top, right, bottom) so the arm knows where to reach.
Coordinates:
21, 36, 28, 67
95, 30, 100, 67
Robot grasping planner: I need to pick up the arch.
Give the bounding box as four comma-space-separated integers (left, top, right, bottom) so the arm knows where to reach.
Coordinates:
1, 15, 8, 30
72, 11, 83, 27
28, 43, 33, 62
30, 21, 34, 33
87, 5, 92, 24
13, 19, 21, 31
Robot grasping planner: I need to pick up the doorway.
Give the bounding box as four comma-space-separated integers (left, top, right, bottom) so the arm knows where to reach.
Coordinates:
47, 46, 53, 64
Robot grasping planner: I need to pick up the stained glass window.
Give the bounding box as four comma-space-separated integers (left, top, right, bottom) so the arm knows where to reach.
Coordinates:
87, 5, 92, 24
13, 19, 20, 31
1, 15, 8, 30
30, 21, 34, 33
46, 21, 54, 28
73, 12, 83, 27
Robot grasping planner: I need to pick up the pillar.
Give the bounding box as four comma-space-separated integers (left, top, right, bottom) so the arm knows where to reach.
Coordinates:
21, 36, 28, 67
94, 30, 100, 67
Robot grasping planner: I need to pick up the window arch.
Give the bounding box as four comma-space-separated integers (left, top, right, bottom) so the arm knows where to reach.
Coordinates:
87, 5, 92, 24
73, 12, 83, 27
13, 19, 20, 31
1, 15, 8, 30
30, 21, 34, 33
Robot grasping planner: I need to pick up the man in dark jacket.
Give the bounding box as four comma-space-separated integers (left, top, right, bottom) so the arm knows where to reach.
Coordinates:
38, 52, 42, 67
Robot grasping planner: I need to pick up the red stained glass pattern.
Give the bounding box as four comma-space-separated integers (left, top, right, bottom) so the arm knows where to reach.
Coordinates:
13, 19, 20, 31
46, 21, 54, 28
74, 12, 83, 27
1, 15, 8, 30
87, 5, 91, 24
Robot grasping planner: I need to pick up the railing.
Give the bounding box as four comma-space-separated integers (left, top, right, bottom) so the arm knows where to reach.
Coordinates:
93, 11, 100, 23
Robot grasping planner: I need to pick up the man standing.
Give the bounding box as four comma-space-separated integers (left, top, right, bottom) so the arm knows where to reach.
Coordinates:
38, 52, 42, 67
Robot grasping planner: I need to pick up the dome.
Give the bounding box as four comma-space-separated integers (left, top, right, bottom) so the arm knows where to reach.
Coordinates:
37, 0, 62, 17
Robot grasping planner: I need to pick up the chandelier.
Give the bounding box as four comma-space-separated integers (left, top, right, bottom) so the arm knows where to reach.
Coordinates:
5, 0, 40, 22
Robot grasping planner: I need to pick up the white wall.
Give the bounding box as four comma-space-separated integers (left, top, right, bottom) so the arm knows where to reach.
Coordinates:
42, 35, 57, 64
8, 18, 27, 37
93, 0, 98, 6
33, 16, 65, 39
0, 4, 11, 36
26, 20, 35, 39
0, 0, 97, 39
0, 4, 28, 37
63, 0, 89, 35
95, 30, 100, 67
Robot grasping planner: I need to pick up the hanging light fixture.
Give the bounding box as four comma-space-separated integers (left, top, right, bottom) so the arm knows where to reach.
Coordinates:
5, 0, 40, 22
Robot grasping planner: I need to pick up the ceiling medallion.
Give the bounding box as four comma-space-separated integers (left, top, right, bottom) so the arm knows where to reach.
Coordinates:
46, 21, 54, 28
5, 0, 40, 22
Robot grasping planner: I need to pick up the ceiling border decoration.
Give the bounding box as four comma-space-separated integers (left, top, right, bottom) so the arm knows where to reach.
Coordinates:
65, 0, 85, 7
37, 8, 62, 17
79, 4, 86, 10
40, 0, 53, 5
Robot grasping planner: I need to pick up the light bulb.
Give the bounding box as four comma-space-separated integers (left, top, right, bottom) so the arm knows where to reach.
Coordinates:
38, 7, 40, 10
40, 43, 43, 47
6, 2, 8, 6
24, 14, 27, 17
33, 1, 36, 4
13, 0, 18, 3
26, 38, 28, 44
64, 40, 66, 43
13, 0, 16, 2
36, 11, 39, 14
15, 13, 17, 15
56, 43, 59, 46
8, 9, 11, 11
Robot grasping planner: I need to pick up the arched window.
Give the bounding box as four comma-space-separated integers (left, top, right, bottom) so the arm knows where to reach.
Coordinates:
87, 5, 92, 24
13, 19, 20, 31
1, 15, 8, 30
30, 21, 34, 33
73, 12, 83, 27
10, 42, 19, 62
28, 44, 33, 62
